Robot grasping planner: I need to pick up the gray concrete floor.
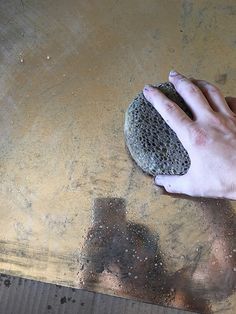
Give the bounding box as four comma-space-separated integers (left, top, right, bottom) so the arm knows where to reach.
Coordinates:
0, 273, 196, 314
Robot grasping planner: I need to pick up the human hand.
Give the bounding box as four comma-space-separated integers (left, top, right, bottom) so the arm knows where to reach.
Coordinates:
143, 71, 236, 199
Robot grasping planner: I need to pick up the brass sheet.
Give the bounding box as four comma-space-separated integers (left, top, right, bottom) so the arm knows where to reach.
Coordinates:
0, 1, 235, 313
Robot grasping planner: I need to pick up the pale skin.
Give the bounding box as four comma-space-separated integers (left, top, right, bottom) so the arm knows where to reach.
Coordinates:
143, 70, 236, 200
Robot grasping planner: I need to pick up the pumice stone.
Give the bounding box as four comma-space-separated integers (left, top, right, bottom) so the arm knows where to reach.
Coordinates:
124, 82, 192, 176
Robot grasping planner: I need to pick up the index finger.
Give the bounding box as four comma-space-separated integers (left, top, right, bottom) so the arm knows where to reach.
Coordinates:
143, 85, 193, 144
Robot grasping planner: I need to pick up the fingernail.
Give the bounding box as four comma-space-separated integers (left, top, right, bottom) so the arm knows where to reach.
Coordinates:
169, 70, 179, 77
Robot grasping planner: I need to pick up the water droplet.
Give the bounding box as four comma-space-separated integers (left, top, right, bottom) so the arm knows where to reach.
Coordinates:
20, 58, 24, 63
125, 249, 128, 252
233, 267, 236, 272
46, 55, 51, 60
134, 275, 138, 279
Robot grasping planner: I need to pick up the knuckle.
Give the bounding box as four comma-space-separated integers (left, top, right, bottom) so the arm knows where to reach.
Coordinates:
190, 126, 209, 146
207, 112, 235, 128
186, 84, 200, 95
206, 84, 220, 94
177, 79, 200, 96
163, 101, 177, 114
179, 115, 191, 126
198, 80, 220, 93
207, 113, 221, 125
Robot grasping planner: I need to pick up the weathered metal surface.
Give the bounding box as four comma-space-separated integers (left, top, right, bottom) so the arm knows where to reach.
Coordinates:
0, 1, 235, 313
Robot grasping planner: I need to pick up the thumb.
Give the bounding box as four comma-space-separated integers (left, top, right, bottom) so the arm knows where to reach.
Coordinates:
155, 174, 192, 195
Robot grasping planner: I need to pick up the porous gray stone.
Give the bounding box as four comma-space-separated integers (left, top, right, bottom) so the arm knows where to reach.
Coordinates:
124, 82, 192, 176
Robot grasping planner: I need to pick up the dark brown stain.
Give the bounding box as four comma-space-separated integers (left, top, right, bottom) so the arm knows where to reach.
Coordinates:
60, 296, 67, 304
80, 198, 175, 306
92, 197, 126, 223
215, 73, 228, 85
78, 197, 236, 314
4, 279, 11, 287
